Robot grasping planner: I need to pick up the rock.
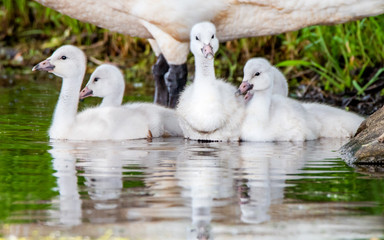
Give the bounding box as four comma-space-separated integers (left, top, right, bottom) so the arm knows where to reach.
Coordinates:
355, 165, 384, 176
340, 105, 384, 165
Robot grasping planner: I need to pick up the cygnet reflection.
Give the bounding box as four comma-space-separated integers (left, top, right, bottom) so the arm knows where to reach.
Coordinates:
176, 141, 240, 240
48, 139, 150, 226
238, 141, 307, 224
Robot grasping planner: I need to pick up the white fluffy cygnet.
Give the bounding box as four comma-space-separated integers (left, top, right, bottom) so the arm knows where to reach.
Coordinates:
33, 46, 153, 141
176, 22, 245, 141
237, 58, 365, 141
79, 64, 183, 137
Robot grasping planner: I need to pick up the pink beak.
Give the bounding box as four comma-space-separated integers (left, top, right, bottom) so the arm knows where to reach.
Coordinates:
32, 59, 55, 72
79, 86, 93, 99
244, 91, 254, 103
235, 81, 254, 96
201, 44, 214, 59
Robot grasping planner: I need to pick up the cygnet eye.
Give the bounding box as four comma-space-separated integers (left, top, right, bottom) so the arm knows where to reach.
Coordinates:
211, 34, 214, 39
93, 77, 99, 82
254, 72, 261, 77
195, 36, 199, 41
60, 56, 67, 60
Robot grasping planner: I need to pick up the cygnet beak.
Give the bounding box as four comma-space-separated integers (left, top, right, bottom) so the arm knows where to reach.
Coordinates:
201, 44, 214, 59
244, 91, 254, 103
79, 86, 93, 99
235, 80, 254, 96
32, 59, 55, 72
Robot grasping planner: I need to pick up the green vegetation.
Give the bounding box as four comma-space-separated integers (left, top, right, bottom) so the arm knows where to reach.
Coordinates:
286, 158, 384, 216
275, 20, 384, 95
1, 1, 383, 102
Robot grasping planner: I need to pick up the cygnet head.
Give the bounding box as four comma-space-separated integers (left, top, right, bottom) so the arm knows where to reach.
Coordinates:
79, 64, 125, 102
237, 58, 274, 101
32, 45, 86, 79
190, 22, 219, 60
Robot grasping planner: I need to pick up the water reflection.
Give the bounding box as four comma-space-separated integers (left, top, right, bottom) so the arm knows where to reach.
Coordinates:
2, 79, 384, 239
238, 141, 307, 224
44, 138, 384, 239
48, 140, 149, 226
176, 142, 238, 239
49, 141, 81, 226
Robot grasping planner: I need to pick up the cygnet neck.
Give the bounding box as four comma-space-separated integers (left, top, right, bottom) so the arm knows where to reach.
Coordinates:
100, 93, 123, 107
194, 55, 215, 82
246, 87, 273, 123
49, 74, 84, 139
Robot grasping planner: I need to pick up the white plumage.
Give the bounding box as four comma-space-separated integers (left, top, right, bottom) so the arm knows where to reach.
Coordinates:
302, 102, 365, 138
176, 22, 245, 141
237, 57, 288, 100
33, 45, 154, 141
80, 64, 125, 107
35, 0, 384, 66
34, 0, 384, 108
238, 58, 365, 142
80, 64, 183, 137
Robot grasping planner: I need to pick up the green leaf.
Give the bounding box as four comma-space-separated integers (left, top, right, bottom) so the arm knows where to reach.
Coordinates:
276, 60, 312, 67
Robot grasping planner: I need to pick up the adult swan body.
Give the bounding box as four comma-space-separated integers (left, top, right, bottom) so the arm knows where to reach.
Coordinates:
33, 0, 384, 108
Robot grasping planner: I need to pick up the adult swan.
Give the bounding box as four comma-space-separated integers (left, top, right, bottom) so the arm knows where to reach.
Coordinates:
34, 0, 384, 108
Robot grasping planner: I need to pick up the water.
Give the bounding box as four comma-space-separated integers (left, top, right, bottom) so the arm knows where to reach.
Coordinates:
0, 77, 383, 239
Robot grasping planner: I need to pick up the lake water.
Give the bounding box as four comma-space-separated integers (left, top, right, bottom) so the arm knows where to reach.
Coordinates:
0, 77, 383, 239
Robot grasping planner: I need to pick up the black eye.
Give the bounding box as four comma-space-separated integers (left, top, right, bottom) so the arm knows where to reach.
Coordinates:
254, 72, 260, 77
60, 56, 67, 60
93, 77, 99, 82
211, 34, 214, 39
195, 36, 199, 41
